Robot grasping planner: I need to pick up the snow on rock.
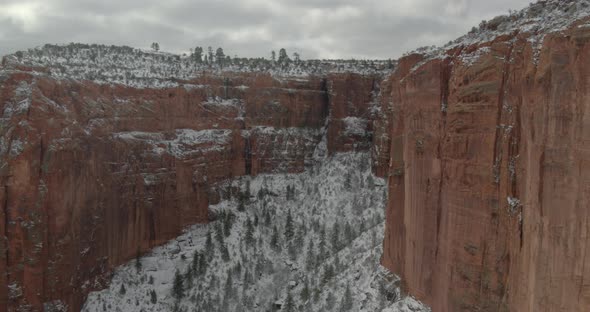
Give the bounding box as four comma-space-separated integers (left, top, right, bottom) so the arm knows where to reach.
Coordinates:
81, 152, 429, 312
2, 43, 394, 88
407, 0, 590, 69
113, 129, 231, 158
342, 117, 369, 136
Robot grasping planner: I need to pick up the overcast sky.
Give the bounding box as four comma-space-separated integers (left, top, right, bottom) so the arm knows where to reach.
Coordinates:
0, 0, 532, 60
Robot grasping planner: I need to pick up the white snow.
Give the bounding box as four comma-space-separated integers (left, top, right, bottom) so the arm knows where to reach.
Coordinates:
113, 129, 231, 158
342, 117, 369, 136
2, 44, 393, 88
81, 152, 429, 312
406, 0, 590, 71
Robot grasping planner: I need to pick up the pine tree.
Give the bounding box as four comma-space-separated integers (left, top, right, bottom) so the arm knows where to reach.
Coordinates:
325, 291, 336, 309
244, 217, 255, 246
148, 275, 154, 284
207, 46, 214, 64
215, 222, 224, 244
119, 283, 126, 296
359, 218, 366, 234
191, 250, 200, 275
344, 221, 355, 245
150, 289, 157, 304
135, 248, 142, 272
172, 269, 184, 300
300, 278, 311, 302
264, 209, 271, 227
221, 242, 230, 262
284, 289, 295, 312
270, 225, 281, 252
224, 211, 235, 237
340, 283, 353, 311
278, 48, 290, 64
305, 238, 315, 271
322, 264, 334, 285
224, 270, 233, 298
198, 253, 208, 276
284, 209, 294, 241
331, 221, 341, 251
216, 47, 225, 67
205, 230, 214, 258
184, 266, 193, 290
318, 226, 327, 260
150, 42, 160, 52
194, 46, 203, 63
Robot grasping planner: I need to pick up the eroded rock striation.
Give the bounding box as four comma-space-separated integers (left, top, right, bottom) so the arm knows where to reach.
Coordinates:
0, 55, 384, 311
2, 1, 590, 311
382, 1, 590, 311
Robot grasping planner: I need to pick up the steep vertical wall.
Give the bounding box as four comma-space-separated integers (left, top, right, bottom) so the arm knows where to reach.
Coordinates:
0, 69, 381, 312
382, 19, 590, 312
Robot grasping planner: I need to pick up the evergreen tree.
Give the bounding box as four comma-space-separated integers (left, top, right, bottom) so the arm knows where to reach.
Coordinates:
207, 46, 214, 64
344, 221, 355, 244
264, 209, 271, 227
295, 223, 305, 249
184, 266, 194, 290
300, 278, 311, 302
191, 250, 200, 275
284, 209, 294, 241
305, 238, 315, 271
135, 248, 142, 272
150, 289, 157, 304
325, 291, 336, 310
216, 47, 225, 67
238, 193, 246, 212
340, 283, 354, 311
322, 264, 334, 285
150, 42, 160, 52
220, 242, 230, 262
318, 225, 327, 260
270, 225, 281, 252
271, 50, 276, 62
172, 269, 184, 300
194, 46, 203, 63
205, 230, 214, 259
359, 218, 366, 234
284, 290, 295, 312
119, 283, 126, 296
244, 217, 255, 246
148, 275, 154, 284
215, 222, 224, 244
331, 221, 341, 251
278, 48, 290, 64
198, 253, 208, 276
224, 211, 235, 237
224, 270, 233, 298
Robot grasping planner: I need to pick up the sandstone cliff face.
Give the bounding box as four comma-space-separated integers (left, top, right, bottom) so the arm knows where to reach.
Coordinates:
382, 16, 590, 312
0, 68, 381, 311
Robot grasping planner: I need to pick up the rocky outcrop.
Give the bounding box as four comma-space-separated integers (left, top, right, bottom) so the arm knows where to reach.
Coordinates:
381, 13, 590, 312
0, 67, 381, 311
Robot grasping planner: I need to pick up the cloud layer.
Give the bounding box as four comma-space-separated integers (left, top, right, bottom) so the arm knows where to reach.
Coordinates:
0, 0, 531, 59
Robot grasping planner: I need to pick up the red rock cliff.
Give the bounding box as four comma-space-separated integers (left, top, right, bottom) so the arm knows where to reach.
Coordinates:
0, 68, 381, 311
381, 15, 590, 312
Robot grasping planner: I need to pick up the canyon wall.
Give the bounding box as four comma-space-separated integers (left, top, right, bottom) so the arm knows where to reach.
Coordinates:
381, 18, 590, 312
0, 68, 381, 311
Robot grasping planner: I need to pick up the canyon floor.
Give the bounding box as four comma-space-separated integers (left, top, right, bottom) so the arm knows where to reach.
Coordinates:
81, 152, 428, 312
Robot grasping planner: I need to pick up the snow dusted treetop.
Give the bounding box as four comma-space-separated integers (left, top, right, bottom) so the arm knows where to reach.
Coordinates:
1, 43, 393, 88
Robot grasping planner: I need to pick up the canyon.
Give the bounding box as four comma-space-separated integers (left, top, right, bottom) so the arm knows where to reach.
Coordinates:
1, 1, 590, 311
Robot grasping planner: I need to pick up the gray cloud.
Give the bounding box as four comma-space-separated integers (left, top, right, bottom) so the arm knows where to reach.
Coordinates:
0, 0, 531, 60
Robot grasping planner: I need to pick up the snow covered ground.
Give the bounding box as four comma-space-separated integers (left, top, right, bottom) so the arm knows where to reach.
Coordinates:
2, 44, 393, 88
81, 152, 429, 312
